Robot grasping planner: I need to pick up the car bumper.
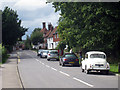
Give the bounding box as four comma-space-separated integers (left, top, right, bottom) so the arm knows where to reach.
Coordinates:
41, 55, 47, 58
88, 67, 110, 71
64, 61, 79, 65
47, 56, 59, 59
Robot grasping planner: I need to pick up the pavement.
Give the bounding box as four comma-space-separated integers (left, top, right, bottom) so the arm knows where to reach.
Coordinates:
1, 51, 22, 89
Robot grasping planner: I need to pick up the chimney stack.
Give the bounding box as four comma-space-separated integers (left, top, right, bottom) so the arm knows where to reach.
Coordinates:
50, 26, 53, 31
43, 22, 46, 29
48, 23, 52, 30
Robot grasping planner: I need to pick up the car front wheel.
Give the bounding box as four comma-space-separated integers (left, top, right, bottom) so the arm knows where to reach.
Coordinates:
85, 65, 89, 74
62, 62, 65, 66
82, 68, 84, 72
47, 59, 50, 61
59, 61, 61, 66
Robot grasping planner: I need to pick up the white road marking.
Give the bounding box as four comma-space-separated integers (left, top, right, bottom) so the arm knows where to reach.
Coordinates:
39, 61, 41, 63
42, 63, 45, 65
46, 65, 50, 68
35, 59, 39, 62
73, 77, 94, 87
59, 71, 70, 77
51, 67, 57, 71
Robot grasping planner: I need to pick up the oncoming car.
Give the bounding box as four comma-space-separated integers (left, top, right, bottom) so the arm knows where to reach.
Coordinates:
81, 51, 110, 74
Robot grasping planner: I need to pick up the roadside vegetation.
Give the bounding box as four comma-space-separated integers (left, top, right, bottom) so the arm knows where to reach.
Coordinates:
2, 7, 28, 63
110, 64, 119, 73
2, 6, 28, 52
52, 2, 120, 73
0, 44, 9, 64
24, 28, 44, 50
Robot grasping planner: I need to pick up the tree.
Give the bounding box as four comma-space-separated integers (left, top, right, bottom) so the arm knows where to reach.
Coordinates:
30, 28, 44, 45
2, 7, 28, 51
52, 2, 120, 58
24, 35, 31, 50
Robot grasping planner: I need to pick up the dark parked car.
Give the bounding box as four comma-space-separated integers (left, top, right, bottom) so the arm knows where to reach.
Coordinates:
59, 53, 80, 67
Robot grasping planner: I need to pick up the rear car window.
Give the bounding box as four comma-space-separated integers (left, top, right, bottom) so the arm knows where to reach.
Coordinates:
65, 54, 77, 58
43, 51, 49, 53
50, 52, 58, 54
90, 54, 105, 59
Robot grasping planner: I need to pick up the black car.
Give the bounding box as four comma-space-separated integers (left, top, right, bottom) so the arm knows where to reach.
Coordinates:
59, 53, 80, 67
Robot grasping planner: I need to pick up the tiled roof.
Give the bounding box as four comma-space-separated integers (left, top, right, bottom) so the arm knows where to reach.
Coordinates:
45, 30, 51, 38
48, 26, 57, 38
40, 28, 48, 34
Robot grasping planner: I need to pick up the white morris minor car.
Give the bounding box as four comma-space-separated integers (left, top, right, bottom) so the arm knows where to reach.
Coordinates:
81, 51, 110, 74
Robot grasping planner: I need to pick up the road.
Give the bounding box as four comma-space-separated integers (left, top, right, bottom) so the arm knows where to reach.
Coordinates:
17, 50, 118, 88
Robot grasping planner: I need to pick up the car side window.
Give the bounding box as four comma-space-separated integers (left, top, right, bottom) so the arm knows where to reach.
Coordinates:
85, 54, 88, 59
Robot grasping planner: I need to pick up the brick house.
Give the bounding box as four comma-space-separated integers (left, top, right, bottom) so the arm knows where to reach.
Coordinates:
47, 26, 60, 49
40, 22, 60, 49
40, 22, 48, 49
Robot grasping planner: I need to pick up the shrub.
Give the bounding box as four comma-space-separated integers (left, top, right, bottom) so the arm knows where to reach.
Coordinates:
0, 44, 8, 63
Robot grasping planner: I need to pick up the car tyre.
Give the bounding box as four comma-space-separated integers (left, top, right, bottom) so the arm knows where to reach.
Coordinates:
105, 70, 109, 75
59, 61, 61, 66
77, 64, 80, 67
82, 69, 84, 72
85, 65, 89, 74
62, 62, 65, 66
81, 65, 84, 72
47, 59, 50, 61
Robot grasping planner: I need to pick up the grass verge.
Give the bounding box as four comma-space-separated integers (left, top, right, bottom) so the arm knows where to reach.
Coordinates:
110, 64, 120, 74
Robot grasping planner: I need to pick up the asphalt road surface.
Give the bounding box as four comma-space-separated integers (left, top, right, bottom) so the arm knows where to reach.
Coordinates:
17, 50, 118, 88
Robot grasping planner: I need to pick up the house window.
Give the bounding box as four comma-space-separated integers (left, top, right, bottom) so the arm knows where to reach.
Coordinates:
57, 34, 59, 38
56, 42, 58, 46
49, 43, 51, 48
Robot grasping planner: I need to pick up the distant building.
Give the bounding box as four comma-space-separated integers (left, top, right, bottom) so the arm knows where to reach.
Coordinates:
40, 22, 60, 49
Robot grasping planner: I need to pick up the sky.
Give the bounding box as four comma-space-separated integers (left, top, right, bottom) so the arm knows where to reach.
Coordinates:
0, 0, 60, 40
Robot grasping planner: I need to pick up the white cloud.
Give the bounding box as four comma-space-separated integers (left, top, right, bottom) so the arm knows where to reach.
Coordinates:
21, 11, 60, 29
1, 0, 61, 40
13, 0, 47, 11
21, 11, 60, 40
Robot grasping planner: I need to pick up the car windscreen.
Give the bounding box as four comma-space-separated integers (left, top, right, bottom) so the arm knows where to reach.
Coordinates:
65, 54, 77, 58
90, 54, 106, 59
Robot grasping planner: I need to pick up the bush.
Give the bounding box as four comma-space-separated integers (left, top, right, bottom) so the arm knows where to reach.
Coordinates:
0, 44, 8, 63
